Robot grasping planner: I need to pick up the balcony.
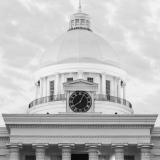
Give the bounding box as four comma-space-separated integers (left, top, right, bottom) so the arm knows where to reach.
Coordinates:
29, 94, 132, 109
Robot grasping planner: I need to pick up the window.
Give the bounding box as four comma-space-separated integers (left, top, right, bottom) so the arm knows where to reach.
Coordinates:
26, 156, 36, 160
81, 19, 85, 27
87, 77, 93, 83
75, 19, 79, 27
106, 80, 110, 95
50, 80, 54, 95
124, 156, 134, 160
86, 20, 89, 28
67, 78, 73, 82
71, 20, 74, 28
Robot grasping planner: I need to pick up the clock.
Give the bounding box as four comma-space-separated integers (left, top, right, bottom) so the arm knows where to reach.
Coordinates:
69, 91, 92, 112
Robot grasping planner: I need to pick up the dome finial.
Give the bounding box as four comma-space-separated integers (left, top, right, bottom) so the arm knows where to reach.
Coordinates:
79, 0, 81, 12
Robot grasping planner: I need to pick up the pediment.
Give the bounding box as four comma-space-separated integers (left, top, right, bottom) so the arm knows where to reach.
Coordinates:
63, 79, 98, 92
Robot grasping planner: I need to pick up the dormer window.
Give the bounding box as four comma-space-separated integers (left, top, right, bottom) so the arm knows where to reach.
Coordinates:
67, 78, 73, 82
87, 77, 93, 83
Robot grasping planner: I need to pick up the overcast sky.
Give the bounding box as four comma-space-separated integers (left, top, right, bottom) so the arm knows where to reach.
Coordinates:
0, 0, 160, 126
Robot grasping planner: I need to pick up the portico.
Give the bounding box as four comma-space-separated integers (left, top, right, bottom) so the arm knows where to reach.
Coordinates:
2, 114, 157, 160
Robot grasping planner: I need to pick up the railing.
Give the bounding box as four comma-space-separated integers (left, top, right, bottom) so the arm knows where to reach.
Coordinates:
29, 94, 66, 108
29, 94, 132, 109
94, 94, 132, 108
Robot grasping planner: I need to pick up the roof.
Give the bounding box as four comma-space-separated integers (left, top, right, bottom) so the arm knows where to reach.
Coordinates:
39, 29, 122, 69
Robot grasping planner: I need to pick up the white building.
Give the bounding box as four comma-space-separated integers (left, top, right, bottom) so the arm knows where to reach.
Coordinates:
0, 5, 160, 160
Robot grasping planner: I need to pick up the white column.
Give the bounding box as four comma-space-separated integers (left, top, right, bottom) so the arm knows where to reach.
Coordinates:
6, 143, 22, 160
78, 70, 83, 79
33, 144, 48, 160
123, 83, 126, 99
85, 143, 101, 160
61, 73, 65, 94
40, 78, 43, 98
112, 144, 128, 160
54, 72, 60, 95
138, 144, 154, 160
59, 144, 75, 160
101, 72, 106, 95
114, 77, 118, 97
35, 83, 39, 99
118, 78, 121, 98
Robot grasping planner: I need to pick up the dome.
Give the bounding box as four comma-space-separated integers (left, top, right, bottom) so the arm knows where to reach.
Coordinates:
39, 29, 122, 69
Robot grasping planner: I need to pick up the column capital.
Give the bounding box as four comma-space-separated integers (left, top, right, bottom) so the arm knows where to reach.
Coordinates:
55, 72, 60, 75
32, 143, 49, 149
137, 143, 154, 149
101, 72, 106, 76
85, 143, 101, 149
111, 143, 128, 149
6, 143, 23, 149
138, 143, 154, 160
58, 143, 75, 149
6, 143, 22, 157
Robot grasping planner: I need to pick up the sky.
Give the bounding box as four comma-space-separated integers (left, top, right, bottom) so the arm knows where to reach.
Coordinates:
0, 0, 160, 126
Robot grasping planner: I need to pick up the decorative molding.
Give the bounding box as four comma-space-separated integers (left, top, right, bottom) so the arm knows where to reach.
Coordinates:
0, 137, 9, 141
153, 146, 160, 149
151, 137, 160, 140
10, 135, 151, 138
0, 146, 7, 149
8, 125, 152, 129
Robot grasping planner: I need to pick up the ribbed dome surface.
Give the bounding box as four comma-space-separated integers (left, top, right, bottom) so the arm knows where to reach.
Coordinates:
39, 29, 122, 69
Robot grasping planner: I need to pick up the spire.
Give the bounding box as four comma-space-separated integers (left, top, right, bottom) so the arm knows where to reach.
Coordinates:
79, 0, 81, 12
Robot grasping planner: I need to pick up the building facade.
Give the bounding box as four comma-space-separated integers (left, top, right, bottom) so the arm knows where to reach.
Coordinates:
1, 5, 160, 160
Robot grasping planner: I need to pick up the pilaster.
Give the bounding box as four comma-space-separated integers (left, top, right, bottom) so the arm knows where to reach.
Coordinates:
32, 143, 49, 160
112, 143, 128, 160
85, 143, 101, 160
59, 143, 75, 160
6, 143, 22, 160
138, 144, 154, 160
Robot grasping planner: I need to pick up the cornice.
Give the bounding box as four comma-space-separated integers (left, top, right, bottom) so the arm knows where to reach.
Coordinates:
10, 135, 151, 138
8, 125, 152, 129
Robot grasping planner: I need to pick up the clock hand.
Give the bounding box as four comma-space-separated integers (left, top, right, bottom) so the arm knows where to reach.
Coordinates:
79, 94, 85, 103
74, 94, 85, 106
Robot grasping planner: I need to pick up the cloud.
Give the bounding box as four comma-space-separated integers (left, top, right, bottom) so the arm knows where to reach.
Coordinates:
0, 0, 160, 127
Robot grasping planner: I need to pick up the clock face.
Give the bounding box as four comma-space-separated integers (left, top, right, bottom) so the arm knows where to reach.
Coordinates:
69, 91, 92, 112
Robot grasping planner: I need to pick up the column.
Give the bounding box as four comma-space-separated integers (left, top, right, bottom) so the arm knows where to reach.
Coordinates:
6, 143, 22, 160
101, 72, 106, 95
40, 78, 43, 98
85, 143, 101, 160
118, 78, 121, 98
33, 144, 49, 160
78, 70, 83, 79
61, 73, 65, 94
122, 83, 126, 99
111, 143, 128, 160
55, 72, 60, 96
138, 144, 154, 160
35, 82, 39, 99
114, 77, 118, 97
59, 143, 75, 160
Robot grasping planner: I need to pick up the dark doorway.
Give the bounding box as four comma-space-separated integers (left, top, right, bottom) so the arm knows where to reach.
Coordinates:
71, 154, 88, 160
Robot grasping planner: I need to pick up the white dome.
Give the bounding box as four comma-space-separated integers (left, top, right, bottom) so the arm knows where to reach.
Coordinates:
39, 29, 122, 69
